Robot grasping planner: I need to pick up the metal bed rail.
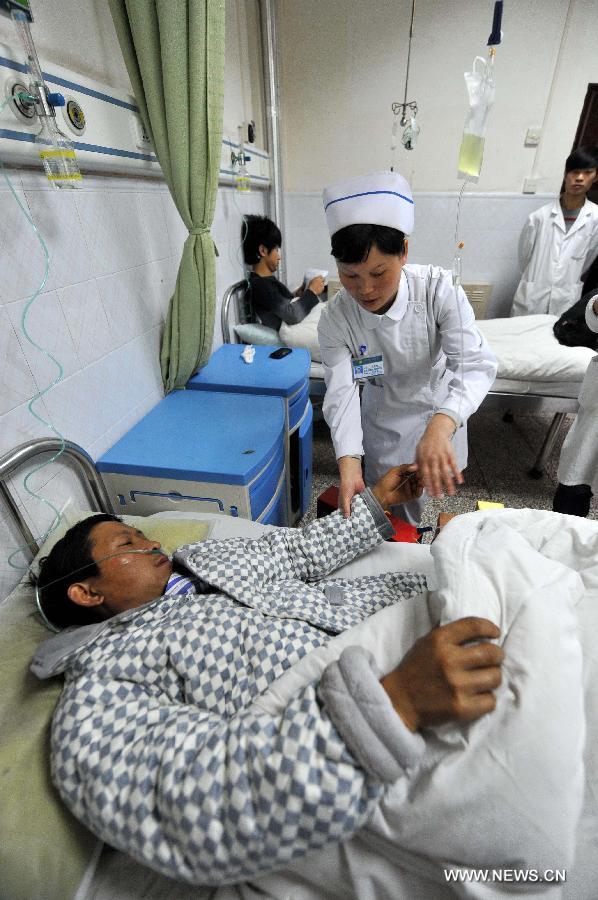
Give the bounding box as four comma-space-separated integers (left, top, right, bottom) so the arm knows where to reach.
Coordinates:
0, 439, 114, 557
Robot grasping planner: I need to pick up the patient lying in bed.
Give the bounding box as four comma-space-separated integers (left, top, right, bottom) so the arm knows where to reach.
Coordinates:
30, 468, 593, 897
30, 466, 503, 884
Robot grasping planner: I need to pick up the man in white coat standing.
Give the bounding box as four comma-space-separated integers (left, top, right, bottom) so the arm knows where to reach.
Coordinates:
511, 146, 598, 318
318, 170, 497, 524
553, 290, 598, 517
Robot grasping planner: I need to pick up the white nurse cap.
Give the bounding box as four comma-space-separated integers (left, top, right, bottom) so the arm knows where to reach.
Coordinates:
323, 170, 414, 237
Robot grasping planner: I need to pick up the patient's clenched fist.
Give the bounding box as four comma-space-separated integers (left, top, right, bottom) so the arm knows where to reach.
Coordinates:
381, 617, 503, 732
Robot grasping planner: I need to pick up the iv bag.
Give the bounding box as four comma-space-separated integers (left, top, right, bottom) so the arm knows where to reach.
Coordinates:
457, 55, 495, 182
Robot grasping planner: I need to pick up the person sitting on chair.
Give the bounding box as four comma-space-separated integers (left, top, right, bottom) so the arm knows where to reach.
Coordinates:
242, 214, 326, 330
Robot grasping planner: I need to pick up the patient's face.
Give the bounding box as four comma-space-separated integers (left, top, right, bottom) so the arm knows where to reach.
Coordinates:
87, 522, 173, 616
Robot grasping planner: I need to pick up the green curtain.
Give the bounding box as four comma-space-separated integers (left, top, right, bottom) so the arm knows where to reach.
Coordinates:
109, 0, 225, 392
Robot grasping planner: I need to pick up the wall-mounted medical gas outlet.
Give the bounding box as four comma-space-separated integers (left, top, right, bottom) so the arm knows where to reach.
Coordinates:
220, 136, 270, 188
4, 76, 36, 121
243, 119, 256, 143
0, 41, 162, 176
1, 42, 268, 184
61, 97, 86, 136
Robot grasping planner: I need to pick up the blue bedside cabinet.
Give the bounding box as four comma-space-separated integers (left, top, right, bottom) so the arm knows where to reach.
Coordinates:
96, 390, 286, 525
187, 344, 313, 524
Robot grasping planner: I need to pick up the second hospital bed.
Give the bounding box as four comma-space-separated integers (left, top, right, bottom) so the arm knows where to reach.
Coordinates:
1, 438, 597, 899
221, 280, 597, 476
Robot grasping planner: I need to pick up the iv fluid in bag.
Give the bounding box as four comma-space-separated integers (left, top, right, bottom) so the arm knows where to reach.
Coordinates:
458, 133, 485, 180
457, 55, 495, 182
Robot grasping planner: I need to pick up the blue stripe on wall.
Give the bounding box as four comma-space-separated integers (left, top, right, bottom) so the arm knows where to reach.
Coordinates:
222, 138, 268, 160
0, 58, 269, 176
0, 55, 139, 111
0, 127, 157, 162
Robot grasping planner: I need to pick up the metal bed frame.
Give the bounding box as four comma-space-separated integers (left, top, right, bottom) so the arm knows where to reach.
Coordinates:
0, 439, 113, 557
221, 280, 577, 477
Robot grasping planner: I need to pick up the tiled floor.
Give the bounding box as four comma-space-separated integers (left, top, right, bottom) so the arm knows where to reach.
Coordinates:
301, 409, 597, 541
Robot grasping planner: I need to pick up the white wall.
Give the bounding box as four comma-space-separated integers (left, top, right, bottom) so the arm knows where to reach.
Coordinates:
278, 0, 597, 315
278, 0, 595, 193
0, 0, 131, 90
0, 1, 266, 600
222, 0, 266, 150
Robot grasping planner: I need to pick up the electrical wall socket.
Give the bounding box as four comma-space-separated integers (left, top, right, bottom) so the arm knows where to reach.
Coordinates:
523, 178, 537, 194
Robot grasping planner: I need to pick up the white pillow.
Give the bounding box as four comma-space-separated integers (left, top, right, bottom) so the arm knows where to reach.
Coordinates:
279, 302, 324, 361
234, 323, 281, 345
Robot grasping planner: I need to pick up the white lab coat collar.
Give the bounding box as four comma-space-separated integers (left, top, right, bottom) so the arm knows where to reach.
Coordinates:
549, 199, 566, 234
551, 197, 594, 236
356, 271, 409, 330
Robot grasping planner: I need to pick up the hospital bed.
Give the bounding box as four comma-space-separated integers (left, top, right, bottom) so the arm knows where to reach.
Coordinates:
2, 438, 597, 900
221, 280, 596, 476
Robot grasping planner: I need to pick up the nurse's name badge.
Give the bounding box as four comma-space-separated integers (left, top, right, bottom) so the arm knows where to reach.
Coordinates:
352, 354, 384, 380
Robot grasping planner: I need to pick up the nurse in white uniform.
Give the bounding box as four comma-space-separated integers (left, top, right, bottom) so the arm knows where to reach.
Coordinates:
318, 171, 498, 523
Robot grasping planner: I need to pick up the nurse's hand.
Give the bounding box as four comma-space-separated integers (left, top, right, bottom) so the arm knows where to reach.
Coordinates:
372, 464, 424, 510
338, 456, 365, 517
416, 414, 464, 499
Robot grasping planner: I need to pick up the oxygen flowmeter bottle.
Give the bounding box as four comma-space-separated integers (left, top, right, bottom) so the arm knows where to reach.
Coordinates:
235, 162, 250, 192
35, 117, 82, 188
12, 7, 82, 188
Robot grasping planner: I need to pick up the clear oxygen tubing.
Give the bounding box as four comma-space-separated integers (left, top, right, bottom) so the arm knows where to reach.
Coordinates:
34, 547, 170, 633
0, 94, 68, 570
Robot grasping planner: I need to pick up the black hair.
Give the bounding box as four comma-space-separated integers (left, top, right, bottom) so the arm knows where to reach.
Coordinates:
33, 514, 121, 630
242, 215, 282, 265
330, 224, 406, 264
565, 145, 598, 173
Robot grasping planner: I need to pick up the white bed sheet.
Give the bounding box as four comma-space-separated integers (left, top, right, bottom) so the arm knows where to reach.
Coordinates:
279, 305, 596, 389
476, 315, 595, 383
